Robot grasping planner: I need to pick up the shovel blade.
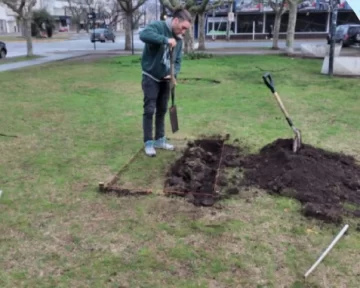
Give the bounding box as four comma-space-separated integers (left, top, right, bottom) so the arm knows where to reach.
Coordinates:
292, 130, 302, 153
169, 105, 179, 133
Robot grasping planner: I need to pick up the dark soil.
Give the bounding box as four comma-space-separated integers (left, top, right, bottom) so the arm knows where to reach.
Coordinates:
104, 187, 151, 197
164, 136, 360, 224
178, 78, 221, 84
163, 138, 224, 206
241, 139, 360, 224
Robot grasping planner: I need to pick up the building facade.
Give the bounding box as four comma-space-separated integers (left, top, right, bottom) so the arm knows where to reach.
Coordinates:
0, 3, 22, 34
203, 0, 359, 39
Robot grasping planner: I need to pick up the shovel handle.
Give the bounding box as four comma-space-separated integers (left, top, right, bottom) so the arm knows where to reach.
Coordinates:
263, 73, 293, 125
170, 47, 176, 88
169, 47, 176, 106
262, 72, 275, 93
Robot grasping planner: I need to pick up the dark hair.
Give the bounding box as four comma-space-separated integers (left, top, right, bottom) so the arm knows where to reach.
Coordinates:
173, 8, 192, 23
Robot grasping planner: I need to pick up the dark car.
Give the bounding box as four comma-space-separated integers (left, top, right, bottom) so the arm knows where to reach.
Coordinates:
90, 28, 116, 43
327, 24, 360, 47
0, 41, 7, 59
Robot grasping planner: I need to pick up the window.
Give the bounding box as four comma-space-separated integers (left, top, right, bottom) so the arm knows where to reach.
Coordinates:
214, 22, 227, 33
348, 26, 360, 36
237, 14, 263, 33
207, 17, 228, 34
337, 11, 360, 25
266, 13, 288, 33
295, 12, 327, 32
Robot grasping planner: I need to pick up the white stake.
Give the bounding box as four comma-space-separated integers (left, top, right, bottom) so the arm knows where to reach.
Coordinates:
304, 224, 349, 279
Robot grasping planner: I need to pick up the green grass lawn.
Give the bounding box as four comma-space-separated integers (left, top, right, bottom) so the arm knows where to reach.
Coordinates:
0, 54, 359, 288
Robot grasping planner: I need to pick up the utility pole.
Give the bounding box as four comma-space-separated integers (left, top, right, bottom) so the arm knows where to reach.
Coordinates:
329, 0, 338, 76
88, 8, 96, 50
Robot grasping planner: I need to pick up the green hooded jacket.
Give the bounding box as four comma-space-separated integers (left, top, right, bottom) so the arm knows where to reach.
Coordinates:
139, 19, 183, 81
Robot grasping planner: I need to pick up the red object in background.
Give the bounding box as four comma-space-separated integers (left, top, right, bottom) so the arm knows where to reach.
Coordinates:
59, 27, 69, 32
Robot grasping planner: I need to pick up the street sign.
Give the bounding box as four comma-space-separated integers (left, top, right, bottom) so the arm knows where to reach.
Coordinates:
228, 12, 234, 22
346, 0, 360, 20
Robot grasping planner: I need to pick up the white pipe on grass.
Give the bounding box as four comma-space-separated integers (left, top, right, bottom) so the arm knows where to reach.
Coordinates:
304, 224, 349, 279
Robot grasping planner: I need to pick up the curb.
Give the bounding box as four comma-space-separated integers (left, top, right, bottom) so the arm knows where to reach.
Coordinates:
0, 52, 92, 72
0, 38, 71, 43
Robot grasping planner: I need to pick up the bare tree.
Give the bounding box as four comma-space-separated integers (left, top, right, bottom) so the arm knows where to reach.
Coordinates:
225, 0, 232, 41
268, 0, 288, 50
286, 0, 301, 55
142, 0, 158, 23
117, 0, 147, 50
1, 0, 37, 56
160, 0, 224, 53
66, 0, 88, 32
191, 0, 224, 50
106, 1, 123, 29
159, 0, 194, 53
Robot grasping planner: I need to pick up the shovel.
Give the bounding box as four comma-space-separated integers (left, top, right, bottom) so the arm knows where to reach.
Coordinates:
262, 72, 302, 153
169, 47, 179, 133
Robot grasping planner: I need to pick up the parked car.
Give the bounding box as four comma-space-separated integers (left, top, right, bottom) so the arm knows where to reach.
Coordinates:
0, 41, 7, 59
327, 24, 360, 47
90, 28, 115, 43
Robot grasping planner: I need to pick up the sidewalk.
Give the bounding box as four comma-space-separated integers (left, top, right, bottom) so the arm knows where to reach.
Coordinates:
0, 48, 299, 73
0, 52, 91, 72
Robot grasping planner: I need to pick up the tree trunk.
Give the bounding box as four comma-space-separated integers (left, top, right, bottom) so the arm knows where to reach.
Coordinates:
21, 21, 26, 37
226, 1, 233, 41
184, 15, 196, 54
198, 13, 206, 51
286, 1, 298, 55
272, 11, 282, 50
24, 17, 33, 57
125, 12, 132, 51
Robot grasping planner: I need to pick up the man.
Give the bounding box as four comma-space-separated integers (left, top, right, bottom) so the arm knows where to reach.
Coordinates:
139, 8, 192, 157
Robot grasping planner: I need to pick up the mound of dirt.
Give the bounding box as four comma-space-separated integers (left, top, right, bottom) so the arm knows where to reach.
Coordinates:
164, 136, 360, 224
221, 138, 360, 223
163, 138, 224, 206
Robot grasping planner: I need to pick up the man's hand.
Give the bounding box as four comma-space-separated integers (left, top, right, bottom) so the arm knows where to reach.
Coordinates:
171, 75, 177, 87
164, 75, 177, 86
168, 38, 177, 48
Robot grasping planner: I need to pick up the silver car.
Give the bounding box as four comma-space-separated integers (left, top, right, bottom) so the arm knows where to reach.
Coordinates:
90, 28, 116, 43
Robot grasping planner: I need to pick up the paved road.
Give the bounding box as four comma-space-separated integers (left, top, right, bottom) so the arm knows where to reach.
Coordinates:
5, 33, 326, 57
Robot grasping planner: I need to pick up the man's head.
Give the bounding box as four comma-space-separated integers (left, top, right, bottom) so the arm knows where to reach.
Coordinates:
171, 8, 192, 38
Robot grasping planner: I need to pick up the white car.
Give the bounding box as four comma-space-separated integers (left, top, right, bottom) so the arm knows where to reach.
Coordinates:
138, 26, 145, 33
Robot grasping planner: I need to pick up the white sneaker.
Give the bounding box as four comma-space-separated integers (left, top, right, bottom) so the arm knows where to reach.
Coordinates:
154, 137, 175, 150
144, 140, 156, 157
